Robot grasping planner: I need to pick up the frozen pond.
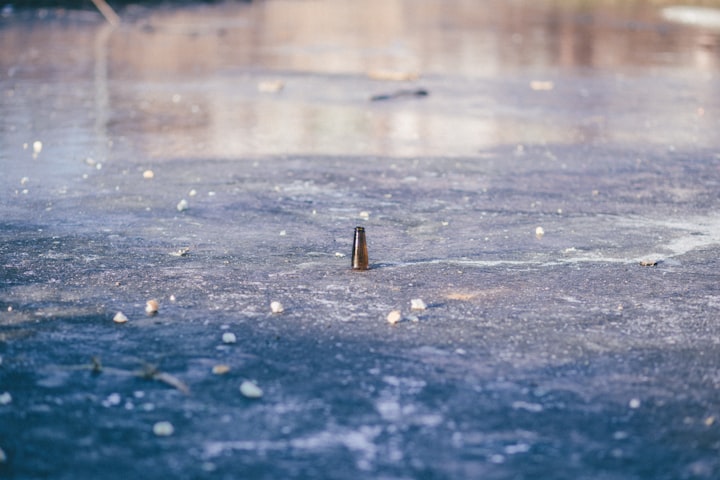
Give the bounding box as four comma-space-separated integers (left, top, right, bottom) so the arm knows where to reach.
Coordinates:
1, 0, 720, 478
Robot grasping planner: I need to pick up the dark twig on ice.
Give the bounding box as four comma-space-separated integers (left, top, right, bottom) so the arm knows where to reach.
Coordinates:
370, 88, 429, 102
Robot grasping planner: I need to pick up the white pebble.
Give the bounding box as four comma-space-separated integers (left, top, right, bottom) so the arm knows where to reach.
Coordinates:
535, 226, 545, 239
145, 299, 159, 315
32, 140, 42, 154
188, 189, 197, 197
20, 176, 29, 185
142, 170, 154, 179
240, 381, 263, 398
212, 364, 231, 375
153, 421, 174, 436
629, 398, 641, 409
410, 298, 427, 311
222, 332, 237, 344
0, 392, 11, 405
176, 199, 189, 212
359, 211, 370, 220
113, 311, 129, 323
387, 310, 402, 325
257, 80, 285, 93
270, 301, 284, 314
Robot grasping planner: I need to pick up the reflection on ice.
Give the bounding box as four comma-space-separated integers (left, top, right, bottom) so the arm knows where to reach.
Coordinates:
2, 0, 720, 166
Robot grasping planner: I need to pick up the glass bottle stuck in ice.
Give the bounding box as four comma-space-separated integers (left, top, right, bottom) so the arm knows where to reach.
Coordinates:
351, 226, 369, 270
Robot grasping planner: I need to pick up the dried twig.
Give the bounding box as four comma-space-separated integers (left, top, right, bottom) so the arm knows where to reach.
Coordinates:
64, 357, 190, 395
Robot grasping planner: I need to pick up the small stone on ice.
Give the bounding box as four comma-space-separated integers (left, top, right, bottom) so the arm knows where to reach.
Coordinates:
113, 311, 129, 323
629, 398, 641, 409
387, 310, 402, 325
410, 298, 427, 311
257, 80, 284, 93
359, 211, 370, 220
0, 392, 11, 405
212, 365, 230, 375
222, 332, 237, 344
240, 380, 263, 398
153, 421, 174, 436
32, 140, 42, 154
177, 199, 189, 212
145, 299, 159, 315
535, 226, 545, 239
142, 170, 154, 179
270, 301, 284, 314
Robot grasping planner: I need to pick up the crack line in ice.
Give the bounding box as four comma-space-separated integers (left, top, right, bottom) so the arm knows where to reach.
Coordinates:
381, 214, 720, 268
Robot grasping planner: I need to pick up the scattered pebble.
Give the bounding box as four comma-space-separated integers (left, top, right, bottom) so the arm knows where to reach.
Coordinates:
359, 211, 370, 220
20, 176, 29, 185
270, 301, 284, 314
142, 170, 154, 179
530, 80, 554, 91
705, 416, 715, 426
32, 140, 42, 155
171, 247, 191, 257
0, 447, 5, 463
535, 226, 545, 239
367, 69, 420, 81
113, 311, 129, 324
629, 398, 641, 409
387, 310, 402, 325
410, 298, 427, 311
240, 380, 263, 399
279, 230, 286, 236
212, 365, 231, 375
104, 392, 122, 407
176, 199, 189, 212
640, 259, 657, 267
258, 80, 285, 93
0, 392, 11, 405
145, 299, 159, 316
153, 421, 174, 436
334, 252, 346, 258
222, 332, 237, 344
188, 189, 197, 197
